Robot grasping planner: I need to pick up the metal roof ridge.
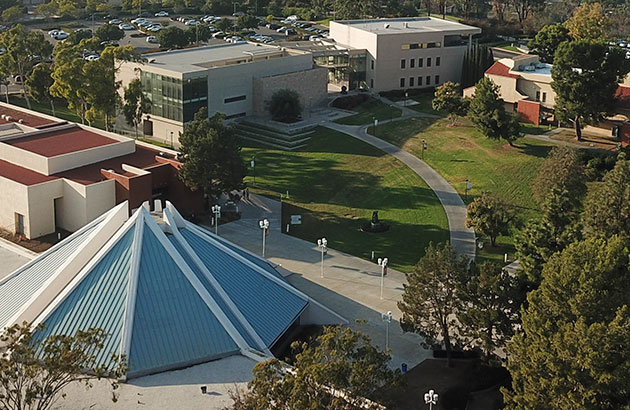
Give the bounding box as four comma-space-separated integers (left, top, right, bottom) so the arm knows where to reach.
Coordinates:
162, 207, 270, 354
139, 207, 255, 355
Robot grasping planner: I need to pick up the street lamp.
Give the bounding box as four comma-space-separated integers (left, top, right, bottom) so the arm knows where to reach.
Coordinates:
422, 139, 427, 160
424, 389, 439, 410
317, 238, 327, 278
378, 257, 388, 300
382, 311, 392, 351
259, 218, 269, 257
465, 179, 471, 201
211, 204, 221, 236
250, 156, 256, 186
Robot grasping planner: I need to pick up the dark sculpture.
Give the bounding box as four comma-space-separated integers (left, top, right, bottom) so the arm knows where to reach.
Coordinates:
361, 210, 390, 233
371, 211, 379, 224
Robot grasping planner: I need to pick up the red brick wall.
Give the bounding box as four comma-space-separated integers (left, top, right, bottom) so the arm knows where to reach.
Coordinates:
517, 100, 541, 125
100, 170, 152, 212
620, 123, 630, 147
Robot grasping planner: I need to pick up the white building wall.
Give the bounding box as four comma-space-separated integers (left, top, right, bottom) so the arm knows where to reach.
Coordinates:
26, 181, 63, 239
0, 177, 29, 235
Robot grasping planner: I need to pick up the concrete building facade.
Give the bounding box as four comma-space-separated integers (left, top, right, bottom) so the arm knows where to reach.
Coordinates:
329, 17, 481, 92
117, 43, 328, 145
0, 103, 201, 239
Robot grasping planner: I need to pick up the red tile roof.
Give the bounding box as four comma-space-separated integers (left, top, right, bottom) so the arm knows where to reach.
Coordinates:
0, 106, 58, 128
5, 126, 118, 157
0, 159, 58, 186
486, 61, 520, 79
615, 85, 630, 109
55, 145, 166, 185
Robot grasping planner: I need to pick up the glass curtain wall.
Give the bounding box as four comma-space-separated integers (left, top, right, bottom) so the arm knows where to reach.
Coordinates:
141, 73, 209, 123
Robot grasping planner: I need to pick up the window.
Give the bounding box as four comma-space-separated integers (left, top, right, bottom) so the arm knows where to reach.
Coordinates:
224, 95, 246, 103
400, 78, 405, 88
542, 92, 547, 102
410, 77, 415, 87
371, 60, 374, 70
535, 91, 540, 102
426, 75, 431, 85
418, 76, 423, 86
402, 43, 420, 50
401, 59, 406, 69
410, 58, 415, 68
418, 58, 423, 67
370, 79, 374, 88
427, 57, 432, 67
436, 57, 441, 66
435, 75, 440, 84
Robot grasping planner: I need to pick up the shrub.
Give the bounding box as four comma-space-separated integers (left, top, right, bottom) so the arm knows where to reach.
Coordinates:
269, 89, 302, 122
331, 94, 369, 110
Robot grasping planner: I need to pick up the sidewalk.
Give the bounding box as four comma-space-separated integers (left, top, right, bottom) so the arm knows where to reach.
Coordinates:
217, 194, 432, 370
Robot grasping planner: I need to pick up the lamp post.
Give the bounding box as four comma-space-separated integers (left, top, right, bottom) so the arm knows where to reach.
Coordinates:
422, 139, 427, 160
259, 218, 269, 257
381, 311, 392, 351
424, 389, 439, 410
465, 179, 471, 201
317, 238, 327, 278
211, 204, 221, 235
170, 131, 174, 148
251, 156, 255, 186
378, 257, 388, 300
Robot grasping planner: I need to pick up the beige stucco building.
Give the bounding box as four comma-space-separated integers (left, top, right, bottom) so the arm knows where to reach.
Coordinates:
329, 17, 481, 92
117, 43, 328, 146
0, 103, 201, 239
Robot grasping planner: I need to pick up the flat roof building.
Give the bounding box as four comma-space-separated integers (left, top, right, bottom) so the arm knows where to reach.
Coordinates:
117, 43, 328, 145
329, 17, 481, 92
0, 103, 202, 239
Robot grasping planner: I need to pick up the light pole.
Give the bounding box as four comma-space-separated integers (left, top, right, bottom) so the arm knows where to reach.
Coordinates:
211, 204, 221, 235
424, 389, 439, 410
422, 139, 427, 160
465, 179, 471, 201
251, 156, 255, 186
381, 311, 392, 351
170, 131, 173, 148
317, 237, 327, 278
378, 257, 388, 300
259, 218, 269, 257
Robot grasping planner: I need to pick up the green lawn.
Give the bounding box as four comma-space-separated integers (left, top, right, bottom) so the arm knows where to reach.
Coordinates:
521, 122, 554, 135
334, 98, 402, 126
368, 118, 553, 263
498, 45, 521, 53
8, 96, 106, 129
242, 126, 449, 272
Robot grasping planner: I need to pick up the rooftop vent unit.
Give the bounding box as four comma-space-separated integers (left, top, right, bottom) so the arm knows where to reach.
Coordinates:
535, 63, 545, 69
18, 119, 24, 124
518, 65, 524, 71
5, 115, 13, 121
524, 65, 535, 72
384, 23, 389, 29
403, 22, 408, 28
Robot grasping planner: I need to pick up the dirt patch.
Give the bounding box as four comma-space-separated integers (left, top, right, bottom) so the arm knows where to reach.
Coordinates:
551, 130, 619, 151
0, 228, 70, 254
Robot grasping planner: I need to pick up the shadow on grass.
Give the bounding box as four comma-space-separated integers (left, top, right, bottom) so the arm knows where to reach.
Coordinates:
514, 141, 553, 158
369, 116, 440, 149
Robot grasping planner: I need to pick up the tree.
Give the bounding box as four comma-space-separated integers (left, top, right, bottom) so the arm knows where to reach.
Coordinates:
582, 156, 630, 240
237, 14, 259, 29
1, 5, 22, 22
186, 24, 212, 44
552, 40, 629, 140
157, 26, 188, 48
468, 77, 522, 146
215, 17, 233, 33
565, 2, 611, 42
432, 82, 468, 126
466, 192, 513, 247
225, 326, 400, 410
461, 43, 494, 88
504, 237, 630, 409
65, 29, 93, 46
515, 187, 582, 285
0, 25, 52, 110
456, 262, 520, 360
95, 23, 125, 42
178, 107, 247, 199
398, 242, 467, 367
122, 78, 149, 138
531, 146, 585, 205
0, 323, 126, 410
527, 23, 570, 63
0, 0, 19, 13
27, 63, 55, 116
269, 89, 302, 122
512, 0, 544, 23
492, 0, 508, 23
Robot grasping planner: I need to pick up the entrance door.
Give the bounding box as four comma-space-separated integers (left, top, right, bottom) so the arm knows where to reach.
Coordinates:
15, 213, 24, 235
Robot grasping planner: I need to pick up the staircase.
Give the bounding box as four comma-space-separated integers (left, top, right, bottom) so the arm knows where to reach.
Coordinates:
233, 120, 316, 151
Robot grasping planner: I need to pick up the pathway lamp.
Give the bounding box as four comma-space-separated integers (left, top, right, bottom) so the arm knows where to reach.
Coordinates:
211, 205, 221, 235
378, 257, 388, 300
317, 238, 327, 278
382, 311, 392, 351
424, 389, 438, 410
259, 218, 269, 257
422, 139, 427, 160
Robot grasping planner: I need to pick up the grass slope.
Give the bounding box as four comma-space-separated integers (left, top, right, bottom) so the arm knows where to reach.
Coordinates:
334, 98, 402, 126
242, 126, 449, 272
369, 117, 553, 262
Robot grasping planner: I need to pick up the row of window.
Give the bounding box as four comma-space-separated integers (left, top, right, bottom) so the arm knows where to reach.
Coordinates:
401, 57, 440, 69
400, 75, 440, 88
224, 95, 246, 104
535, 91, 547, 103
402, 42, 441, 50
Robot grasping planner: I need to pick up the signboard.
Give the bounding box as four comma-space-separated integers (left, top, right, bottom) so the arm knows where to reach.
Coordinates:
290, 215, 302, 225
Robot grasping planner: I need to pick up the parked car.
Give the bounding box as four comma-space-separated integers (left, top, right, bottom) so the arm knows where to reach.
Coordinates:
266, 23, 279, 30
276, 26, 288, 32
84, 54, 99, 61
232, 11, 244, 16
212, 31, 225, 38
48, 29, 60, 35
131, 17, 147, 24
285, 28, 296, 35
119, 23, 135, 30
108, 19, 122, 25
13, 74, 24, 83
155, 11, 169, 17
52, 31, 68, 40
146, 35, 158, 43
185, 19, 199, 26
309, 35, 321, 41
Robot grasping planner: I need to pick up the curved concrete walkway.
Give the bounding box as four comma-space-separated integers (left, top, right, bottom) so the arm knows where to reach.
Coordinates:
325, 121, 476, 260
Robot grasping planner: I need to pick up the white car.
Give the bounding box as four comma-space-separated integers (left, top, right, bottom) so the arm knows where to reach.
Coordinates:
146, 36, 158, 43
52, 31, 68, 40
119, 23, 134, 30
131, 18, 147, 24
276, 26, 288, 33
148, 26, 161, 32
185, 20, 199, 26
84, 54, 99, 61
212, 31, 225, 38
155, 11, 169, 17
109, 19, 122, 25
48, 29, 60, 36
